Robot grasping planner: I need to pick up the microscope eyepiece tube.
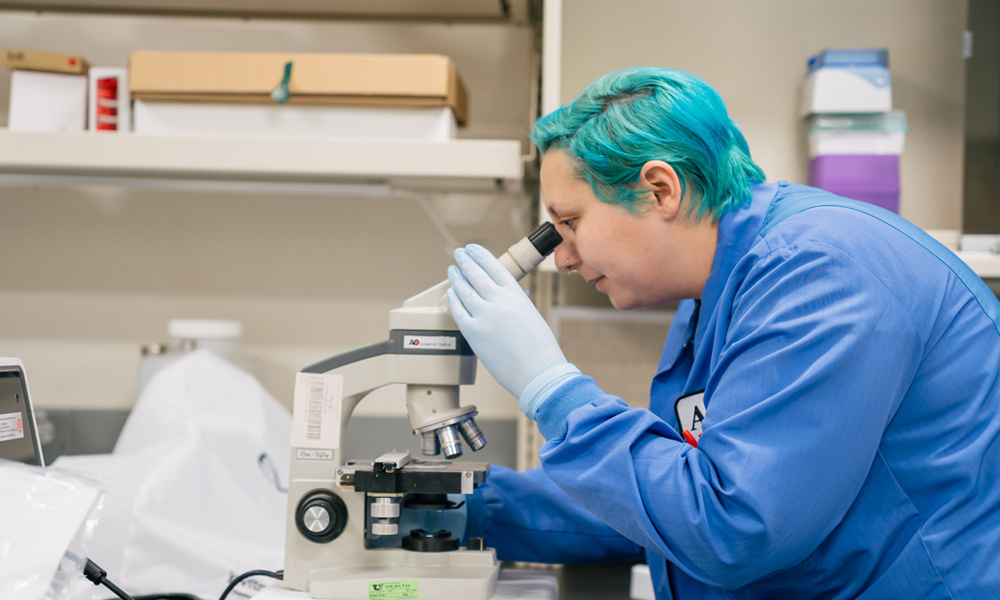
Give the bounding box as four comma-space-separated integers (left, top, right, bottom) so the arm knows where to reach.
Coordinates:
497, 222, 563, 281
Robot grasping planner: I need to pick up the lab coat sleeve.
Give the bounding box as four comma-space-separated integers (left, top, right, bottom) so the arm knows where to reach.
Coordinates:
465, 464, 645, 564
533, 240, 923, 590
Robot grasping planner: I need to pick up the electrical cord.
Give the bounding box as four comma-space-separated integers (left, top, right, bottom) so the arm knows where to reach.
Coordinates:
218, 569, 284, 600
83, 559, 137, 600
83, 559, 203, 600
83, 558, 282, 600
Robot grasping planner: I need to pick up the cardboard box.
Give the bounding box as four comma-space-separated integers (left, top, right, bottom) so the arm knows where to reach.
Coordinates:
8, 70, 88, 132
2, 48, 89, 75
129, 51, 468, 126
133, 100, 455, 141
88, 67, 131, 132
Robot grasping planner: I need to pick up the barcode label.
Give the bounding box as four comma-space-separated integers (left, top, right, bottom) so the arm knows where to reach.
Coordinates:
291, 373, 343, 451
307, 379, 325, 440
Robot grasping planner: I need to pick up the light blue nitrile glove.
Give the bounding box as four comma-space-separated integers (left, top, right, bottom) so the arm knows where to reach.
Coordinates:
446, 244, 581, 419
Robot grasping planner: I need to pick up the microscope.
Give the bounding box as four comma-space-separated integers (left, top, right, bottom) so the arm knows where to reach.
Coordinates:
283, 223, 562, 600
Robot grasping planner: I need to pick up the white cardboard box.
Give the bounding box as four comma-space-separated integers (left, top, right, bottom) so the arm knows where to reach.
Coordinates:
8, 70, 88, 132
88, 67, 130, 133
133, 101, 456, 141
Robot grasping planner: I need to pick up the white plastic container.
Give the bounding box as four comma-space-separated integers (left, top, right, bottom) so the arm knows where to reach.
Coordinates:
806, 111, 908, 157
133, 101, 456, 141
801, 49, 892, 116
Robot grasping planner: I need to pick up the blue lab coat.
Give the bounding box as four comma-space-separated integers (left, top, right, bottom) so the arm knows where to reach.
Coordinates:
466, 182, 1000, 599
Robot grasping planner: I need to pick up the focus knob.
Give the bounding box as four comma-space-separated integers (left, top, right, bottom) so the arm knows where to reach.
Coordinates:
296, 490, 347, 543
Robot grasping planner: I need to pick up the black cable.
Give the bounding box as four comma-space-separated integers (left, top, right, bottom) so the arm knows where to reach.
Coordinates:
83, 557, 281, 600
83, 559, 136, 600
218, 569, 284, 600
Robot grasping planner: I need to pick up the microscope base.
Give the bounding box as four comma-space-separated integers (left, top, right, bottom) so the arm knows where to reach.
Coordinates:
303, 548, 500, 600
256, 568, 557, 600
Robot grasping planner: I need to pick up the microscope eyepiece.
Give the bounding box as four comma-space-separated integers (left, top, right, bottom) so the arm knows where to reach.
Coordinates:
527, 222, 563, 257
497, 222, 565, 281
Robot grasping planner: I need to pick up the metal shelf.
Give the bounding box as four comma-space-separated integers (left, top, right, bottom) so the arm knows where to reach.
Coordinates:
0, 0, 516, 22
0, 129, 524, 192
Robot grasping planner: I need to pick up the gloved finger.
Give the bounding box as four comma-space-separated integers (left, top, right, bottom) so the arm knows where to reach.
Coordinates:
447, 265, 486, 313
445, 288, 472, 325
454, 248, 502, 300
466, 244, 520, 288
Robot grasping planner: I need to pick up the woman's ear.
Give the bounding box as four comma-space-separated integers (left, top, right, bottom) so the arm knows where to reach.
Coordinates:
639, 160, 682, 220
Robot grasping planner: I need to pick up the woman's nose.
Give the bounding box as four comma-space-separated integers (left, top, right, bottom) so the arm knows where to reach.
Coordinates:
554, 243, 577, 273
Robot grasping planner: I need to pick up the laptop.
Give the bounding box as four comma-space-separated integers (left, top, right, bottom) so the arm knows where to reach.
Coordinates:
0, 358, 44, 466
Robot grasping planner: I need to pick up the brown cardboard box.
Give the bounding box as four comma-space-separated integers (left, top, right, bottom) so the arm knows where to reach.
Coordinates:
129, 51, 468, 126
2, 48, 90, 75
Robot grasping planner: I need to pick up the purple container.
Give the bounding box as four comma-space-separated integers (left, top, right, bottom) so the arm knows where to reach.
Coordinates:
808, 154, 900, 213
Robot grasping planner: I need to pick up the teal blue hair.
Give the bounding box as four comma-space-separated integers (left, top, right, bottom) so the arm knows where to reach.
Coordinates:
531, 67, 765, 221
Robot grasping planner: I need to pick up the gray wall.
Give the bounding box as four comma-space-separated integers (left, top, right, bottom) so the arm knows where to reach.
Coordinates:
561, 0, 968, 231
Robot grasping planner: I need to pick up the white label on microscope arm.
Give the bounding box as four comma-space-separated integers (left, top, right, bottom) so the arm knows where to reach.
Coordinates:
403, 335, 456, 350
291, 373, 343, 450
296, 449, 334, 460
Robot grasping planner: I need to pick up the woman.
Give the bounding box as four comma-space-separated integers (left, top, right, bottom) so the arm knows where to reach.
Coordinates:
446, 67, 1000, 599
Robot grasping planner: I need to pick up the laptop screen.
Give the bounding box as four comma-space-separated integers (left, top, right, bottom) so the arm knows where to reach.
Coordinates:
0, 366, 43, 466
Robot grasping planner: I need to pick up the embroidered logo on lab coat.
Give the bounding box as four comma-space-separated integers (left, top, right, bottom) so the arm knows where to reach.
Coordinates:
674, 390, 707, 440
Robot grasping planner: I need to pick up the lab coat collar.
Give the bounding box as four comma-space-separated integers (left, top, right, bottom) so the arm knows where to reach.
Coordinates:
655, 182, 781, 376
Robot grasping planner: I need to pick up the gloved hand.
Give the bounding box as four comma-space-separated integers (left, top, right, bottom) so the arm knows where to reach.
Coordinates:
446, 244, 581, 419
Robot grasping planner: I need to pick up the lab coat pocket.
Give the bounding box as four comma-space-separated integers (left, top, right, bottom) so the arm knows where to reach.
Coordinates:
728, 453, 938, 600
853, 533, 951, 600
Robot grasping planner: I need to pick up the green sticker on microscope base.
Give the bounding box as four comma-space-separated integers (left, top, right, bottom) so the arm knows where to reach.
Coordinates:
369, 580, 418, 600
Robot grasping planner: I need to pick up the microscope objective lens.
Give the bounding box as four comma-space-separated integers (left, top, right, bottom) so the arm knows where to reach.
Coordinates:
458, 418, 487, 452
421, 431, 441, 456
437, 425, 463, 459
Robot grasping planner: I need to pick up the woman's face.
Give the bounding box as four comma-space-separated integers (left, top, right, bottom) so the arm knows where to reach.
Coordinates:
540, 149, 716, 310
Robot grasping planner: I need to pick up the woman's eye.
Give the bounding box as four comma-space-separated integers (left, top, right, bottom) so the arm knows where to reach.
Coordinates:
562, 218, 575, 228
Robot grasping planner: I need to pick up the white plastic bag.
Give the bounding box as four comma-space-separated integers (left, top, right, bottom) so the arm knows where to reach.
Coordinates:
54, 349, 291, 599
0, 460, 105, 600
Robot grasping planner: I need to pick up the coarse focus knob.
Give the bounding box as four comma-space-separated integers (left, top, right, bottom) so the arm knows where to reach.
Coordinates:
304, 505, 330, 533
296, 490, 348, 544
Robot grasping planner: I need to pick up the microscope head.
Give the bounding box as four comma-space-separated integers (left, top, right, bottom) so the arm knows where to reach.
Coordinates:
390, 222, 563, 459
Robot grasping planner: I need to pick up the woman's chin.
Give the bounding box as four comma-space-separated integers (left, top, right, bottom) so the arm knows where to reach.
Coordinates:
608, 293, 639, 312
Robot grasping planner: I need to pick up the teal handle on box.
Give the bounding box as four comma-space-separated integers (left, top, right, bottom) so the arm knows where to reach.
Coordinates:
270, 61, 292, 104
